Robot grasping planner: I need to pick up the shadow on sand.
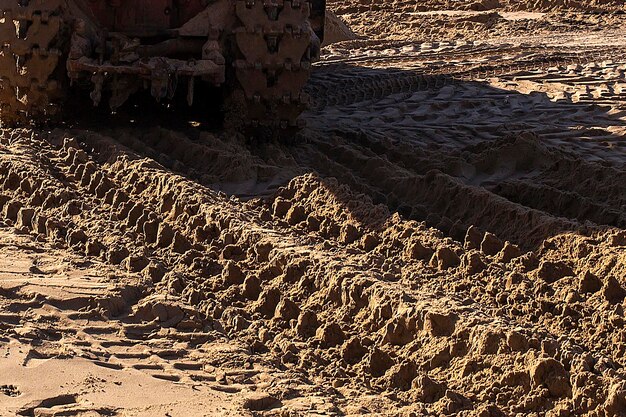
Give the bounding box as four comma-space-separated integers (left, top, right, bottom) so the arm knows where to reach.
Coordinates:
54, 61, 626, 250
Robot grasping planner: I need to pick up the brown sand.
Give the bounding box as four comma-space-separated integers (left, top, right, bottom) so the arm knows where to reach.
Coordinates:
1, 1, 626, 416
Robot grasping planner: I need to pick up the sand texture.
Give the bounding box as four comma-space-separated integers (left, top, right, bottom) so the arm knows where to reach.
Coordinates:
1, 1, 626, 416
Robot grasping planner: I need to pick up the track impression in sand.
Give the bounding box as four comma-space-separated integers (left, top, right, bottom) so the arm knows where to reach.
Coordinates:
1, 5, 626, 417
298, 35, 626, 248
1, 105, 626, 415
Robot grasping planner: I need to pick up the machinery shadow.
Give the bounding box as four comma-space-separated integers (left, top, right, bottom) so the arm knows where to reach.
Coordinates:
63, 81, 226, 133
54, 61, 626, 251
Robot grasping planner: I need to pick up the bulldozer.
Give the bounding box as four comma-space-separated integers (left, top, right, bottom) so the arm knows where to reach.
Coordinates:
0, 0, 325, 130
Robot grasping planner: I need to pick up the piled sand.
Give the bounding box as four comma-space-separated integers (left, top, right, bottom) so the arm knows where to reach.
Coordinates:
1, 1, 626, 416
328, 0, 626, 41
324, 11, 359, 46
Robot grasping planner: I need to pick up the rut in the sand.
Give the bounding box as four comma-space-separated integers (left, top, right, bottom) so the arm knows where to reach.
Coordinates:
1, 111, 626, 415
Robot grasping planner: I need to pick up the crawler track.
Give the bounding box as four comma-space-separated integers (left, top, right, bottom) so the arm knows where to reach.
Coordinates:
232, 0, 314, 130
0, 0, 67, 125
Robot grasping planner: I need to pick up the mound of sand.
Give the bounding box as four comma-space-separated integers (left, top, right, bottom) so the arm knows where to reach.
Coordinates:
324, 11, 358, 46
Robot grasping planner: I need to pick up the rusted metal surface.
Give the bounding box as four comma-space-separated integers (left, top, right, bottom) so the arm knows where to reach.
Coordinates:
67, 57, 224, 108
232, 0, 315, 129
0, 0, 66, 125
82, 0, 207, 34
0, 0, 323, 131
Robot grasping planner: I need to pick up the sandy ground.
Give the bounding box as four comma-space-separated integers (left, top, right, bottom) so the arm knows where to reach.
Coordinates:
1, 1, 626, 416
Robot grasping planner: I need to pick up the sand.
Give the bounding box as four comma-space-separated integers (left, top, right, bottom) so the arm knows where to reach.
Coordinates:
1, 1, 626, 416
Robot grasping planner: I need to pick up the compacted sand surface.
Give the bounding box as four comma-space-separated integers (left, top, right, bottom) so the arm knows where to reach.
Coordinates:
1, 1, 626, 416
